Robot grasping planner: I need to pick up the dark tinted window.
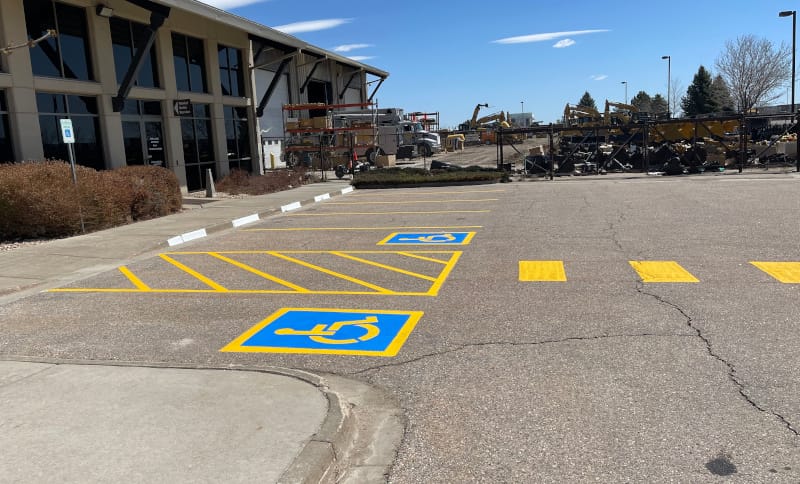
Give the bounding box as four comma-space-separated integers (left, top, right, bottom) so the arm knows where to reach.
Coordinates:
0, 91, 13, 162
110, 17, 159, 88
224, 105, 250, 172
181, 103, 215, 190
218, 45, 245, 97
37, 92, 104, 170
172, 33, 207, 93
24, 0, 94, 80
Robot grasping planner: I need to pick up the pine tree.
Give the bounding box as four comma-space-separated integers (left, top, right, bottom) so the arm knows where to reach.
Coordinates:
651, 94, 668, 114
630, 91, 652, 112
578, 92, 597, 110
681, 66, 719, 116
710, 75, 734, 112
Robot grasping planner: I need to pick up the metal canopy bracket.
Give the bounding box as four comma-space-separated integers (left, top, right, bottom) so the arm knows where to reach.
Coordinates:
338, 69, 362, 100
112, 0, 171, 112
299, 57, 325, 94
255, 57, 292, 118
367, 77, 385, 103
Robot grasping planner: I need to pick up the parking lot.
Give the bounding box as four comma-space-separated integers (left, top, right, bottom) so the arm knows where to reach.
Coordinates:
3, 173, 800, 482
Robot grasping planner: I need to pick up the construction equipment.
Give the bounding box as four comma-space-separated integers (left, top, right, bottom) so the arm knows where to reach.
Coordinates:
604, 100, 639, 125
458, 103, 489, 131
563, 103, 603, 128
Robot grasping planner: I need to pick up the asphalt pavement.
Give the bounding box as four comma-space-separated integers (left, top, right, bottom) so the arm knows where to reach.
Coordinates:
0, 178, 401, 483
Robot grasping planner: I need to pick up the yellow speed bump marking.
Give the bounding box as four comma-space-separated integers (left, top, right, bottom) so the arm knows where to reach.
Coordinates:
519, 261, 567, 282
629, 261, 699, 283
751, 262, 800, 283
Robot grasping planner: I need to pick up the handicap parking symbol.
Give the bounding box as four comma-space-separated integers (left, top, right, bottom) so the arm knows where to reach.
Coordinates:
378, 231, 475, 245
220, 308, 423, 357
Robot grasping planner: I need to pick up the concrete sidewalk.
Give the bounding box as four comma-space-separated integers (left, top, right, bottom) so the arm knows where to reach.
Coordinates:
0, 179, 402, 483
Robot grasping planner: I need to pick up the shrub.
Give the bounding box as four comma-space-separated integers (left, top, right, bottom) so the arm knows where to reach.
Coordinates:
216, 168, 311, 195
0, 161, 182, 240
350, 166, 505, 188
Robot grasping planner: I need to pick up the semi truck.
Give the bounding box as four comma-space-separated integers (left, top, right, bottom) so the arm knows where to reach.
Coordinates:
332, 108, 442, 163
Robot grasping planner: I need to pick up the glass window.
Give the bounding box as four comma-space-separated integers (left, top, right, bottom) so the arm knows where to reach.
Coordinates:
224, 106, 251, 172
121, 100, 164, 166
37, 92, 104, 170
218, 45, 245, 97
172, 33, 207, 93
110, 17, 159, 88
0, 91, 13, 162
24, 0, 94, 81
181, 103, 215, 190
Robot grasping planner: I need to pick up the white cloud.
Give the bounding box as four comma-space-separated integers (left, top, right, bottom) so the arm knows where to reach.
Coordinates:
200, 0, 269, 9
333, 43, 372, 53
492, 29, 610, 44
348, 56, 375, 62
553, 39, 575, 48
272, 18, 351, 34
590, 74, 608, 81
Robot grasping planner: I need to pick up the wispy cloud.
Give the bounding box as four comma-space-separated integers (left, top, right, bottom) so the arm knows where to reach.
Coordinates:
590, 74, 608, 81
348, 56, 375, 62
272, 18, 351, 34
492, 29, 610, 44
201, 0, 270, 9
553, 39, 575, 48
333, 43, 372, 53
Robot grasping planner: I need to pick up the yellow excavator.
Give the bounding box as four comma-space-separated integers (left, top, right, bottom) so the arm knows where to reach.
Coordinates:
604, 100, 639, 125
563, 103, 603, 127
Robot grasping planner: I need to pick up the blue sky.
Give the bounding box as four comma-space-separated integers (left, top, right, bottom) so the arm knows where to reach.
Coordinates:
205, 0, 795, 129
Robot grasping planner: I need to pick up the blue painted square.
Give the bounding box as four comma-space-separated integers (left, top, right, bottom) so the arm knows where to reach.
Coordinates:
222, 308, 423, 357
379, 232, 475, 245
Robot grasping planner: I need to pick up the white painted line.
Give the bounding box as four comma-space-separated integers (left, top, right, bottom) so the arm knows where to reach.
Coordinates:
281, 201, 302, 212
314, 193, 331, 202
181, 228, 207, 242
232, 213, 260, 227
341, 186, 354, 194
167, 235, 184, 246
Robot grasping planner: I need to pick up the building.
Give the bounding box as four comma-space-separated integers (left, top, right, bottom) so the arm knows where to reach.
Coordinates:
0, 0, 388, 191
508, 112, 534, 128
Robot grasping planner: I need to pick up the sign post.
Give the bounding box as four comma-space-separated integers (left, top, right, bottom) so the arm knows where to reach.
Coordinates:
60, 118, 85, 233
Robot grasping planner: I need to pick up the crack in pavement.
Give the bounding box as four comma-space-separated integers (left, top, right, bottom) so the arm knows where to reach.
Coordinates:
638, 286, 800, 438
345, 332, 693, 376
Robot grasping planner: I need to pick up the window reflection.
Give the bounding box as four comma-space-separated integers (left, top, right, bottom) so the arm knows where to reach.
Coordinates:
218, 45, 245, 97
24, 0, 94, 81
172, 33, 207, 93
110, 17, 160, 88
181, 103, 215, 191
224, 105, 251, 172
37, 92, 104, 170
0, 91, 13, 162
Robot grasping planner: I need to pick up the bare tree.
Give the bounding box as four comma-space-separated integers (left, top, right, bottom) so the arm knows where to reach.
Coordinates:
715, 35, 791, 112
669, 77, 683, 117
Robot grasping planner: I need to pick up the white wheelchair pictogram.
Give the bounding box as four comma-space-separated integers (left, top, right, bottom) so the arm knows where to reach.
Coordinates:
397, 233, 456, 243
274, 316, 380, 345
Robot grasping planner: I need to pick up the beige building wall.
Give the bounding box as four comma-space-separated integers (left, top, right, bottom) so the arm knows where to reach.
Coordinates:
0, 0, 375, 190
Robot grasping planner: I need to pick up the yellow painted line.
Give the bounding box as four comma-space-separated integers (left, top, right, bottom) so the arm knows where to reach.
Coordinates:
159, 254, 229, 291
286, 210, 491, 216
519, 261, 567, 282
118, 266, 151, 291
330, 251, 437, 282
751, 262, 800, 283
266, 251, 394, 294
629, 261, 699, 283
347, 189, 506, 196
207, 252, 310, 292
325, 199, 499, 205
244, 226, 483, 232
48, 288, 437, 296
427, 252, 462, 295
397, 251, 451, 264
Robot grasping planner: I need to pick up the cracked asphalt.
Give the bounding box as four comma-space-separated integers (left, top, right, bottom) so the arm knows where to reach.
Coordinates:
2, 173, 800, 482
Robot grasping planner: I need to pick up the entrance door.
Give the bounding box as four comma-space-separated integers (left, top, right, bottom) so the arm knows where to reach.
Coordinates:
122, 119, 165, 167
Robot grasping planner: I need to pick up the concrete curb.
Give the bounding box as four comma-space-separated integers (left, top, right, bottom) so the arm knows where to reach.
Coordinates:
0, 356, 399, 484
166, 185, 356, 248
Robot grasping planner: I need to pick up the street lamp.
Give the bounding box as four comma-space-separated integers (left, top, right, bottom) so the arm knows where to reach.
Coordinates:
779, 10, 798, 172
621, 81, 627, 103
779, 11, 795, 113
662, 55, 671, 118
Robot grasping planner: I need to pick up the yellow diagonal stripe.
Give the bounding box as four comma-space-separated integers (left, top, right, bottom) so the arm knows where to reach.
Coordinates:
629, 261, 699, 283
207, 252, 310, 292
266, 251, 394, 294
751, 262, 800, 283
119, 266, 151, 291
160, 254, 229, 291
519, 261, 567, 282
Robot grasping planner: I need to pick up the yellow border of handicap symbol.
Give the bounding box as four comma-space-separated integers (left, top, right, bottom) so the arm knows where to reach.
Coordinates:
378, 231, 476, 245
220, 308, 423, 357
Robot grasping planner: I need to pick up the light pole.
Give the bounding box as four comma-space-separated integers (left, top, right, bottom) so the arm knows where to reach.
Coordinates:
621, 81, 627, 103
662, 55, 671, 118
780, 11, 795, 113
780, 10, 798, 172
